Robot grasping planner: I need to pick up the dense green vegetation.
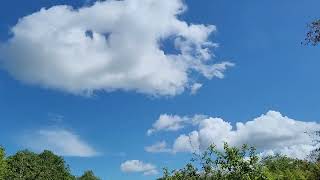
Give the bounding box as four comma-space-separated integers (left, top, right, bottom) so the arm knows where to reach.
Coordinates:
158, 143, 320, 180
0, 147, 100, 180
78, 170, 101, 180
1, 143, 320, 179
0, 147, 6, 179
262, 155, 320, 180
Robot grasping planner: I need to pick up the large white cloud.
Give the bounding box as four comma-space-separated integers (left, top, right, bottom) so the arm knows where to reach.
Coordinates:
0, 0, 233, 96
147, 111, 320, 159
22, 128, 98, 157
120, 160, 158, 176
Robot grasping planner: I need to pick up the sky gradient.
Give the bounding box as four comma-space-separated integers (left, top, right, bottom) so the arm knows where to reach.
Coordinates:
1, 0, 320, 179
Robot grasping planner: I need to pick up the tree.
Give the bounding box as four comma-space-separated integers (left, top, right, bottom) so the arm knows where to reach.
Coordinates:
158, 142, 320, 180
304, 19, 320, 45
77, 170, 101, 180
37, 150, 75, 180
158, 143, 267, 180
5, 150, 40, 179
0, 146, 7, 179
309, 131, 320, 162
262, 155, 320, 180
5, 150, 75, 180
0, 147, 100, 180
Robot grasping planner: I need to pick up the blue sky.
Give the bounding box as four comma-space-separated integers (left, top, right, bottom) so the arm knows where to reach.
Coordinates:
1, 0, 320, 179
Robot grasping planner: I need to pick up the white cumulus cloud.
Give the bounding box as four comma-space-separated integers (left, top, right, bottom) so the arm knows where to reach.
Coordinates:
0, 0, 233, 96
147, 114, 187, 135
120, 160, 158, 176
148, 111, 320, 159
22, 128, 98, 157
147, 114, 207, 135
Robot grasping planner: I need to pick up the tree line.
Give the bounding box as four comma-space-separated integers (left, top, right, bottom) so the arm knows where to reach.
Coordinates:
0, 147, 100, 180
1, 142, 320, 180
157, 143, 320, 180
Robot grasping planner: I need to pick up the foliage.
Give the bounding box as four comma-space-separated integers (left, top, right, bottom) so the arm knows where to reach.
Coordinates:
1, 143, 320, 180
304, 20, 320, 46
262, 155, 320, 180
77, 170, 101, 180
5, 150, 75, 180
309, 131, 320, 162
5, 150, 40, 179
0, 146, 7, 179
158, 143, 267, 180
159, 143, 320, 180
0, 147, 100, 180
37, 150, 75, 180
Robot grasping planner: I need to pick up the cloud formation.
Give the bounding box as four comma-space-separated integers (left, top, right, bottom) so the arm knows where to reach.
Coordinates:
147, 114, 188, 135
147, 111, 320, 159
145, 141, 171, 153
0, 0, 233, 96
120, 160, 158, 176
22, 128, 98, 157
190, 83, 203, 95
147, 114, 207, 135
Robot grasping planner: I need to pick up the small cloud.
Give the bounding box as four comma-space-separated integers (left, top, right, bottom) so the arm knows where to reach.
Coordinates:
145, 141, 171, 153
147, 114, 187, 136
147, 114, 206, 135
143, 169, 159, 176
190, 83, 202, 95
21, 128, 99, 157
120, 160, 158, 176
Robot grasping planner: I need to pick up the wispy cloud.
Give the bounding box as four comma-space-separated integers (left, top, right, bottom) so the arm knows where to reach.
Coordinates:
190, 83, 203, 95
120, 160, 158, 176
21, 128, 99, 157
145, 141, 171, 153
147, 114, 207, 135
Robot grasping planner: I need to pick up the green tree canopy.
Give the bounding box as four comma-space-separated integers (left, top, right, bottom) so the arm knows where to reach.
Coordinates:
158, 143, 266, 180
0, 146, 7, 179
77, 170, 101, 180
5, 150, 75, 180
158, 143, 320, 180
262, 155, 320, 180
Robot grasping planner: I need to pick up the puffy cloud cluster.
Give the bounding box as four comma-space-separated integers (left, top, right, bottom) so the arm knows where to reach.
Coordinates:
22, 128, 98, 157
146, 111, 320, 159
120, 160, 158, 176
0, 0, 233, 96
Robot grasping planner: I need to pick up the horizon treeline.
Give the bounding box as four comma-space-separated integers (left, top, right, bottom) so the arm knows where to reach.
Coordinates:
158, 143, 320, 180
1, 142, 320, 180
0, 146, 100, 180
